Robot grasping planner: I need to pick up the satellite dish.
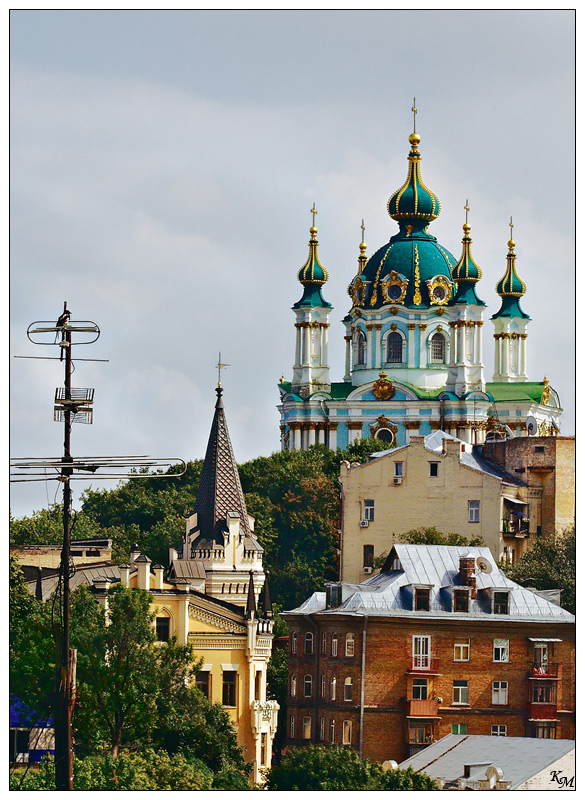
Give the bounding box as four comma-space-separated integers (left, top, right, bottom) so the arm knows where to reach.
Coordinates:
526, 416, 537, 436
476, 556, 492, 575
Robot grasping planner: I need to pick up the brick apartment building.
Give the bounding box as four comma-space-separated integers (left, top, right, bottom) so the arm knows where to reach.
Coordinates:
282, 544, 574, 764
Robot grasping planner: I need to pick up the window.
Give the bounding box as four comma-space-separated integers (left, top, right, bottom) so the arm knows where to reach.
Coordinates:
304, 631, 314, 655
196, 671, 210, 700
260, 732, 267, 766
222, 671, 237, 707
492, 680, 508, 705
291, 632, 297, 654
453, 590, 469, 613
531, 722, 557, 739
493, 592, 509, 615
304, 674, 312, 698
409, 722, 433, 745
493, 639, 509, 662
468, 500, 480, 522
386, 331, 403, 363
289, 715, 295, 739
376, 428, 394, 444
532, 683, 556, 704
329, 719, 336, 743
364, 499, 375, 521
356, 330, 366, 365
331, 634, 338, 657
363, 545, 374, 569
302, 716, 311, 740
330, 677, 336, 701
10, 729, 30, 760
412, 678, 428, 700
344, 677, 353, 701
452, 723, 467, 735
342, 720, 352, 745
429, 461, 439, 477
430, 332, 446, 362
415, 587, 430, 611
156, 617, 170, 642
533, 642, 549, 665
255, 670, 262, 701
321, 675, 326, 698
321, 632, 327, 655
454, 638, 470, 662
535, 446, 545, 454
412, 635, 431, 669
345, 633, 355, 657
491, 725, 507, 736
394, 461, 404, 477
319, 717, 325, 741
290, 675, 297, 697
453, 680, 469, 705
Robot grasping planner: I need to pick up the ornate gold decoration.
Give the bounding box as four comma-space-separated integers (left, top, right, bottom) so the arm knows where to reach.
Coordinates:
413, 245, 422, 305
372, 371, 395, 401
403, 420, 420, 430
407, 323, 416, 330
436, 324, 442, 332
426, 275, 453, 306
347, 420, 365, 430
405, 224, 413, 237
419, 324, 428, 331
436, 307, 445, 316
390, 322, 397, 331
538, 420, 549, 436
370, 415, 398, 437
541, 377, 551, 405
390, 307, 398, 315
349, 278, 366, 307
381, 270, 408, 305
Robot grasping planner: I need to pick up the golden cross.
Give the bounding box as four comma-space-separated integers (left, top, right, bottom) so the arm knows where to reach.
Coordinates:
411, 97, 417, 133
464, 200, 470, 225
361, 219, 366, 243
216, 352, 230, 386
310, 203, 317, 226
509, 216, 514, 237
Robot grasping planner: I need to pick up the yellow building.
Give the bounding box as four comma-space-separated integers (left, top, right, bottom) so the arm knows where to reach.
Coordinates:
24, 385, 278, 784
339, 431, 543, 583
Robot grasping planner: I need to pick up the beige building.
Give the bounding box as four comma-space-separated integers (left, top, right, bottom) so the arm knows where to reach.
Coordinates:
339, 431, 543, 583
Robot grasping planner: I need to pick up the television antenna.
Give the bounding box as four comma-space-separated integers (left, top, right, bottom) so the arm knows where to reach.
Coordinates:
11, 302, 185, 790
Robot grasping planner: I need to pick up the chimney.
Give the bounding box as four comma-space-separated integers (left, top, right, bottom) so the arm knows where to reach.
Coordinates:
135, 554, 152, 590
459, 555, 477, 597
130, 543, 141, 563
152, 564, 164, 590
118, 563, 131, 588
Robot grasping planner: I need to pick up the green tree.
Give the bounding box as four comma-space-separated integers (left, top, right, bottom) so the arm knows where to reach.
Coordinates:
502, 526, 575, 614
265, 744, 438, 791
399, 526, 485, 548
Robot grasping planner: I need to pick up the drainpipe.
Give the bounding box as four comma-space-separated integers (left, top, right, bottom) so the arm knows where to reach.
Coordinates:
304, 614, 320, 743
359, 614, 368, 759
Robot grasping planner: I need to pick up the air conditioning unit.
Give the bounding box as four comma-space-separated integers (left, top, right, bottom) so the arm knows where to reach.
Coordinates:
363, 566, 373, 574
360, 519, 369, 528
393, 477, 403, 485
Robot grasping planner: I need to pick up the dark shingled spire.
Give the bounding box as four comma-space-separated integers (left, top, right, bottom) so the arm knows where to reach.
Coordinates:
194, 386, 250, 545
245, 570, 257, 619
263, 571, 273, 619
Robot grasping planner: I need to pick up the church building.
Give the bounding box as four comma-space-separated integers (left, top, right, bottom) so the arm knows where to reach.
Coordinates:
278, 115, 562, 451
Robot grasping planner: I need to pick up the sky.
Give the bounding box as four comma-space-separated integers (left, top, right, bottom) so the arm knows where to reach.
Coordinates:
9, 9, 575, 519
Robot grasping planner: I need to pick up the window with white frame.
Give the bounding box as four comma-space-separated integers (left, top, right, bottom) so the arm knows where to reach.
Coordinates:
386, 331, 403, 363
453, 680, 469, 705
356, 330, 366, 366
321, 632, 327, 655
468, 500, 480, 522
364, 499, 375, 521
329, 719, 336, 743
430, 332, 446, 363
452, 723, 467, 735
492, 680, 508, 705
412, 678, 428, 700
345, 633, 355, 657
303, 674, 312, 698
302, 716, 311, 740
319, 717, 325, 741
290, 674, 297, 697
290, 715, 295, 739
394, 461, 404, 477
493, 639, 509, 662
342, 720, 352, 745
291, 632, 297, 654
321, 675, 326, 698
454, 638, 470, 662
344, 677, 353, 701
331, 633, 338, 657
491, 725, 507, 736
330, 676, 336, 701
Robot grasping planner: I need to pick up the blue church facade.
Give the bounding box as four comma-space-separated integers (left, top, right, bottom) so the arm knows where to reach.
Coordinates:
278, 119, 562, 451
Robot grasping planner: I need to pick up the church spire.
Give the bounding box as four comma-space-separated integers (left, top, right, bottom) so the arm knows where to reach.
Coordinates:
293, 204, 331, 309
451, 201, 485, 306
193, 384, 250, 543
492, 219, 529, 320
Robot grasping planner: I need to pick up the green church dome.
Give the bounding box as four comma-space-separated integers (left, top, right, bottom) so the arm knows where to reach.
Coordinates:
387, 132, 441, 222
451, 209, 485, 306
491, 229, 530, 320
293, 210, 331, 309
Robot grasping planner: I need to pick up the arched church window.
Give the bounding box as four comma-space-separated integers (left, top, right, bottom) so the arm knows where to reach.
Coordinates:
386, 332, 403, 364
430, 332, 446, 363
375, 428, 394, 444
355, 330, 366, 366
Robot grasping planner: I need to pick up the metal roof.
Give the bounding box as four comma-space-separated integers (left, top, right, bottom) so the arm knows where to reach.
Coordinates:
399, 734, 574, 790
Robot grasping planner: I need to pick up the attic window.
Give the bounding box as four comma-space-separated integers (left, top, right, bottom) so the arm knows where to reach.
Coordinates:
415, 588, 430, 611
453, 589, 469, 613
493, 592, 509, 615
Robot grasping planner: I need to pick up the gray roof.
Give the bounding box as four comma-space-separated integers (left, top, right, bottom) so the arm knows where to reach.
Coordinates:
28, 563, 128, 597
399, 734, 574, 790
168, 560, 206, 581
284, 544, 574, 623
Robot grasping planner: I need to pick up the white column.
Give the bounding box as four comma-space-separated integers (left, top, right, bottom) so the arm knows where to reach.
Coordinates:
501, 334, 509, 376
291, 425, 300, 450
294, 324, 302, 367
419, 326, 428, 368
450, 323, 457, 364
493, 336, 500, 378
344, 336, 351, 380
302, 324, 310, 366
322, 324, 329, 368
475, 323, 483, 366
374, 324, 382, 369
328, 424, 338, 450
458, 324, 465, 364
308, 424, 316, 447
366, 325, 373, 369
407, 324, 415, 367
520, 335, 527, 377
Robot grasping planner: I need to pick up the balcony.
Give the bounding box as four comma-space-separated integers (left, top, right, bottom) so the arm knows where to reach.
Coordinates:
407, 698, 440, 718
408, 657, 440, 674
528, 702, 558, 721
529, 662, 559, 679
251, 700, 279, 734
502, 515, 529, 538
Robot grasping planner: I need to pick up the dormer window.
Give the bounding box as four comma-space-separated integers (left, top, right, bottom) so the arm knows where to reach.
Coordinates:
453, 589, 469, 613
493, 591, 510, 615
415, 587, 431, 611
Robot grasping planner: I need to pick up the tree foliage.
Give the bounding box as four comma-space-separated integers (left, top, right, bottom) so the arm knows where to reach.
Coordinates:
265, 744, 438, 791
501, 526, 575, 614
399, 526, 486, 548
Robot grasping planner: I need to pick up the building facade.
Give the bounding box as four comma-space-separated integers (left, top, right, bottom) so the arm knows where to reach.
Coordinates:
282, 545, 574, 765
278, 119, 562, 452
339, 431, 552, 582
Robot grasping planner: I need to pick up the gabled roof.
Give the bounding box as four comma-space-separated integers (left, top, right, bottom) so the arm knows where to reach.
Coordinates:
399, 734, 574, 790
193, 386, 251, 544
